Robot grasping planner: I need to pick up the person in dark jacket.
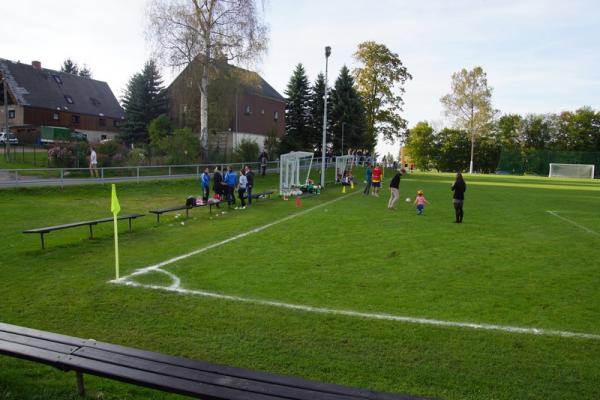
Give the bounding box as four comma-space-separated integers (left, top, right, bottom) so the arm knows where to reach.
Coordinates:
244, 165, 255, 206
387, 168, 406, 210
200, 167, 210, 203
213, 167, 223, 206
451, 172, 467, 223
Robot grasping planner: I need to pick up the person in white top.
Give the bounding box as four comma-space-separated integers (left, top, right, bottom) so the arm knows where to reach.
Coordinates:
89, 148, 99, 178
237, 168, 248, 209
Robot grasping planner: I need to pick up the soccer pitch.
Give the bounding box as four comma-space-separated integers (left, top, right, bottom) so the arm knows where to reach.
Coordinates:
1, 172, 600, 399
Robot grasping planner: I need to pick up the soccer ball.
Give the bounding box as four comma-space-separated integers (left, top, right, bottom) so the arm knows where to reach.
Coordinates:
405, 197, 411, 203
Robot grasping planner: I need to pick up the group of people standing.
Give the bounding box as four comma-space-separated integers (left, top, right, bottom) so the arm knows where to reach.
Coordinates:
362, 164, 467, 222
200, 165, 255, 209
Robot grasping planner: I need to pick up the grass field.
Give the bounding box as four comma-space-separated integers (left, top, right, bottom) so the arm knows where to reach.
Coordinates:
1, 170, 599, 399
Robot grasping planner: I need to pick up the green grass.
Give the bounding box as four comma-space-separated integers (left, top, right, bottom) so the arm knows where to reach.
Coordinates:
1, 171, 599, 399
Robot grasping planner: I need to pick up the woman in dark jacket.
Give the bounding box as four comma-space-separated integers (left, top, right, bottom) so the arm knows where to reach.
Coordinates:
213, 167, 223, 203
451, 172, 466, 223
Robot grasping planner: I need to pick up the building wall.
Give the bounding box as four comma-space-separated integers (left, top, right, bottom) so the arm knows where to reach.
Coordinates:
235, 93, 285, 137
0, 105, 24, 126
22, 107, 121, 133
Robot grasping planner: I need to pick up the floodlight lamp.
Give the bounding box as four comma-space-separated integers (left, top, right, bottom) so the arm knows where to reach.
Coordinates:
325, 46, 331, 58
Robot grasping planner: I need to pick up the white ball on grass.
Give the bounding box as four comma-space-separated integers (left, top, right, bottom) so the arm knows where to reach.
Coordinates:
405, 197, 411, 203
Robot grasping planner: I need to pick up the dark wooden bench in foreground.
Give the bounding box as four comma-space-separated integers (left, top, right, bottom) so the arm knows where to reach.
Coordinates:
0, 322, 429, 400
23, 213, 145, 250
149, 199, 221, 223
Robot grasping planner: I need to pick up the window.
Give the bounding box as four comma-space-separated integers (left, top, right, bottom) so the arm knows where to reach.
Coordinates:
52, 74, 62, 84
90, 97, 101, 107
101, 135, 107, 141
8, 110, 15, 119
261, 109, 265, 115
64, 95, 74, 104
99, 118, 106, 127
71, 115, 80, 124
53, 112, 59, 121
274, 111, 279, 121
113, 120, 120, 128
244, 105, 251, 115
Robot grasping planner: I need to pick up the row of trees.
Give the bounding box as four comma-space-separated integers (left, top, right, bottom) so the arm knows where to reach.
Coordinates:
405, 107, 600, 173
60, 58, 92, 78
282, 41, 412, 156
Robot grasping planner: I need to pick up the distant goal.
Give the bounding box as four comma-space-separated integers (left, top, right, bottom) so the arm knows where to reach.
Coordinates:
548, 163, 595, 179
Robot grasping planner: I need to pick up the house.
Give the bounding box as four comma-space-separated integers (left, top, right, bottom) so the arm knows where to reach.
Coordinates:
0, 58, 124, 144
167, 61, 285, 157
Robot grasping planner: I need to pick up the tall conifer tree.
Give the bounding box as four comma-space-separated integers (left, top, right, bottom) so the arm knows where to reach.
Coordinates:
282, 63, 311, 152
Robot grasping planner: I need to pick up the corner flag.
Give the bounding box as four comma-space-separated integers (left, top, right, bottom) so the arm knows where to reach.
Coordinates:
111, 184, 120, 279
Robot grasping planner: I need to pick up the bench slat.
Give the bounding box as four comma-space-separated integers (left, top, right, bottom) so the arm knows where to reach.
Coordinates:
73, 347, 362, 400
23, 214, 144, 234
0, 331, 79, 355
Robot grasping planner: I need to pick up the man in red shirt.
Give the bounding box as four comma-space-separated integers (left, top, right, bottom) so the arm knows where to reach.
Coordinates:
371, 164, 383, 197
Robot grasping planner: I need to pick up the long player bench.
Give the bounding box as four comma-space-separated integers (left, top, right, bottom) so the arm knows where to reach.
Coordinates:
23, 213, 145, 250
149, 199, 221, 223
0, 322, 428, 400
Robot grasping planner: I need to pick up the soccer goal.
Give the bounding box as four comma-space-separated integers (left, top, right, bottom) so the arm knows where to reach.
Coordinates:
548, 163, 595, 179
335, 155, 353, 183
279, 151, 314, 195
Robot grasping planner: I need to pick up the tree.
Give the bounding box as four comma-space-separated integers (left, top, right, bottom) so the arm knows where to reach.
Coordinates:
60, 59, 93, 77
405, 122, 436, 170
435, 128, 471, 172
79, 64, 93, 78
61, 59, 79, 75
440, 66, 496, 173
147, 0, 268, 160
282, 63, 311, 152
330, 66, 368, 155
353, 41, 412, 148
307, 73, 329, 152
121, 60, 168, 144
493, 114, 523, 150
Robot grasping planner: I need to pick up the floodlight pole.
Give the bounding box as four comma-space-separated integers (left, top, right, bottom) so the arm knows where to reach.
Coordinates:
341, 122, 345, 156
321, 46, 331, 188
469, 129, 474, 174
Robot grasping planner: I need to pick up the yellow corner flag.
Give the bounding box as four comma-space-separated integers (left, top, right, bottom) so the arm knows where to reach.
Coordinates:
111, 184, 120, 279
111, 184, 121, 215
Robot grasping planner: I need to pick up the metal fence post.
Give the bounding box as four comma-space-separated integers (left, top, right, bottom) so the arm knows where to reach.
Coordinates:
60, 169, 64, 189
168, 166, 172, 176
137, 166, 140, 182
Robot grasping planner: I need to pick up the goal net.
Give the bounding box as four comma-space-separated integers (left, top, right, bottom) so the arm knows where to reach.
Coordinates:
549, 163, 595, 179
279, 151, 314, 195
335, 155, 353, 183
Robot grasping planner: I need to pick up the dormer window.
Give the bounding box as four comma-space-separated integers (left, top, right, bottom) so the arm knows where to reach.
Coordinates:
64, 95, 74, 104
90, 97, 101, 107
52, 75, 62, 84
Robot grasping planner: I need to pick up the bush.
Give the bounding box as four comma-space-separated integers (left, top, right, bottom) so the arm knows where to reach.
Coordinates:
232, 139, 259, 162
127, 148, 147, 166
163, 128, 201, 165
96, 141, 128, 167
47, 146, 74, 168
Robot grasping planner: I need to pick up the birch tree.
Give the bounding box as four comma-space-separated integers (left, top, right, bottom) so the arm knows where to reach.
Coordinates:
440, 66, 495, 173
147, 0, 268, 159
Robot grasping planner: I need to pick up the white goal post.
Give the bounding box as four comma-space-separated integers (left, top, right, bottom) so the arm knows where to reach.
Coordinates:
335, 155, 354, 183
279, 151, 314, 195
548, 163, 595, 179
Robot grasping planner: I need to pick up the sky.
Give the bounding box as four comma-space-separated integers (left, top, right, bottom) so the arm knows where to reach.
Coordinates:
3, 0, 600, 157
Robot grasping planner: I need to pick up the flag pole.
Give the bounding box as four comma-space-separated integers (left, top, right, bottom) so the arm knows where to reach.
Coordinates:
111, 184, 121, 280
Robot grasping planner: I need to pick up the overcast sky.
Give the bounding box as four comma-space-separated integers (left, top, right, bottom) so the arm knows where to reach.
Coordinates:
3, 0, 599, 156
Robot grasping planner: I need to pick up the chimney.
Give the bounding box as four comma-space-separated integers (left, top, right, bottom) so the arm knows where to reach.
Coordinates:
31, 61, 42, 70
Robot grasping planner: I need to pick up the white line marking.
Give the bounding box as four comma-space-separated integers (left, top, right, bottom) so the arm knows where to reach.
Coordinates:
112, 191, 360, 283
546, 211, 600, 237
112, 280, 600, 341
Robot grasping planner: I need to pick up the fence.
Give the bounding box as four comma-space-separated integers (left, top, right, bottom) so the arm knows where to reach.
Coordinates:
0, 159, 340, 188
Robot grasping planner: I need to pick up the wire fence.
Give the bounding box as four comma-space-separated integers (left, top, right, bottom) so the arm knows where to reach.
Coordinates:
0, 158, 343, 188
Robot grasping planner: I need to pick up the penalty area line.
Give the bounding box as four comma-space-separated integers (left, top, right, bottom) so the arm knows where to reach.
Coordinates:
546, 211, 600, 237
112, 280, 600, 341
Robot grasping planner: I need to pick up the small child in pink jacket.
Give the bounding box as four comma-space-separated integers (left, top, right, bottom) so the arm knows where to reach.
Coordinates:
413, 190, 429, 215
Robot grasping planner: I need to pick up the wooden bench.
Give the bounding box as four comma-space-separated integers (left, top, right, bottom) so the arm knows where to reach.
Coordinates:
251, 190, 274, 200
149, 200, 221, 223
23, 213, 145, 250
0, 322, 428, 400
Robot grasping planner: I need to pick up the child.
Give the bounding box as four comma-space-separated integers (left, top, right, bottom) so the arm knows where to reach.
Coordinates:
413, 190, 429, 215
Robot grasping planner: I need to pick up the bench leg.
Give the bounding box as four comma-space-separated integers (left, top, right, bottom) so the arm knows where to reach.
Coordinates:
186, 208, 189, 218
88, 225, 94, 239
128, 218, 132, 232
76, 371, 85, 396
156, 214, 160, 223
40, 233, 45, 250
